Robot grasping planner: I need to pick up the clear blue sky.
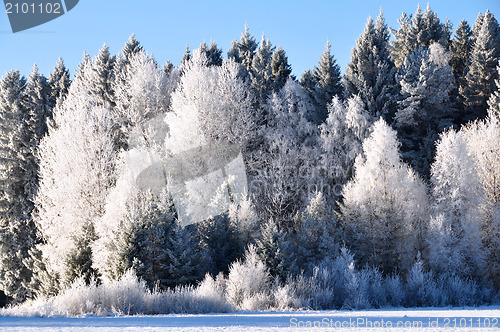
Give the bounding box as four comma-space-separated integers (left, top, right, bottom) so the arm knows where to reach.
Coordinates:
1, 0, 499, 79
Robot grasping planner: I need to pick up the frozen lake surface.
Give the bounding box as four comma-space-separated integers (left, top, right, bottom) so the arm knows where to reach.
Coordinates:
1, 306, 500, 331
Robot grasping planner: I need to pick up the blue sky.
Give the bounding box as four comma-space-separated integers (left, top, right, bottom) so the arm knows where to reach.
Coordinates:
1, 0, 499, 79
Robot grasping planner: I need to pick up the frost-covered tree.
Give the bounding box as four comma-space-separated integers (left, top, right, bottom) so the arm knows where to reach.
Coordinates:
250, 35, 275, 102
460, 10, 500, 121
428, 129, 485, 280
121, 33, 143, 65
0, 70, 35, 303
36, 57, 117, 288
318, 95, 372, 201
256, 219, 285, 278
463, 111, 500, 288
488, 61, 500, 116
252, 79, 317, 230
344, 12, 397, 120
199, 41, 223, 67
395, 43, 455, 177
307, 41, 342, 124
227, 24, 258, 72
48, 58, 70, 107
450, 20, 472, 81
340, 119, 429, 275
390, 4, 451, 67
284, 192, 340, 276
89, 44, 116, 107
270, 46, 292, 91
112, 51, 171, 149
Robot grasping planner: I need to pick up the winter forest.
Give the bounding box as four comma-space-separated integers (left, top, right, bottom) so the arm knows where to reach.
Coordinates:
1, 4, 500, 314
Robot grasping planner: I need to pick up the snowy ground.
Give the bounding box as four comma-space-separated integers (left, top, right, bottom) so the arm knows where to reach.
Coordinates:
1, 307, 500, 331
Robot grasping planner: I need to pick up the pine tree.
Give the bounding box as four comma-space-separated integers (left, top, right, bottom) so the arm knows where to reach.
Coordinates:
460, 10, 500, 121
256, 219, 285, 279
182, 45, 192, 65
340, 119, 429, 275
450, 20, 472, 80
344, 11, 397, 120
227, 24, 258, 71
163, 60, 174, 76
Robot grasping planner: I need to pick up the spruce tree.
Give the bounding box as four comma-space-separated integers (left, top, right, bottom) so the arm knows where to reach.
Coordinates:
227, 24, 258, 71
121, 33, 143, 65
250, 35, 275, 102
48, 58, 70, 107
199, 41, 223, 67
450, 20, 472, 80
90, 44, 116, 107
308, 40, 342, 124
0, 70, 35, 303
344, 12, 397, 120
270, 46, 292, 91
460, 10, 500, 121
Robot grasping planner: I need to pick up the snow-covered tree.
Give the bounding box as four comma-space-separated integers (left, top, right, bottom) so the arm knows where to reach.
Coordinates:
270, 46, 292, 91
390, 4, 451, 67
227, 24, 258, 72
252, 79, 318, 230
463, 111, 500, 288
318, 95, 372, 201
488, 61, 500, 116
199, 41, 223, 67
284, 192, 340, 276
340, 119, 429, 275
0, 70, 35, 303
250, 35, 275, 102
460, 10, 500, 121
306, 40, 342, 124
395, 43, 455, 177
89, 44, 116, 107
428, 129, 485, 280
48, 58, 70, 107
344, 11, 397, 120
36, 57, 117, 288
450, 20, 473, 81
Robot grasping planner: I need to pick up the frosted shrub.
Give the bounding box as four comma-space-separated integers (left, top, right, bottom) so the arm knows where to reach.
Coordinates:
226, 245, 272, 310
194, 274, 232, 312
385, 274, 404, 307
405, 258, 441, 307
272, 283, 301, 310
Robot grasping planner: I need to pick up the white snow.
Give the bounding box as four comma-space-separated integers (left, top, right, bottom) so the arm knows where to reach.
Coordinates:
1, 307, 499, 331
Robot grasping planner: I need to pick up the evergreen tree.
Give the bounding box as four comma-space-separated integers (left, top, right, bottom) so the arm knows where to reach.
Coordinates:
182, 45, 191, 65
256, 219, 285, 279
344, 11, 397, 120
227, 24, 258, 71
199, 41, 223, 66
270, 46, 292, 91
48, 58, 70, 107
390, 4, 451, 67
460, 10, 500, 121
340, 119, 429, 275
121, 33, 143, 65
395, 43, 455, 178
250, 35, 275, 102
90, 44, 116, 107
163, 60, 174, 76
0, 70, 35, 303
450, 20, 472, 81
303, 41, 342, 124
488, 61, 500, 116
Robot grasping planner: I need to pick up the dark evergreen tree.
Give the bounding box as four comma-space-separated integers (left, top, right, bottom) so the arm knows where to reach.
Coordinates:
163, 60, 174, 76
227, 24, 258, 71
199, 41, 223, 66
270, 46, 292, 91
48, 57, 70, 107
90, 44, 116, 107
460, 10, 500, 121
181, 45, 191, 65
344, 12, 397, 120
121, 33, 143, 65
250, 35, 275, 102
